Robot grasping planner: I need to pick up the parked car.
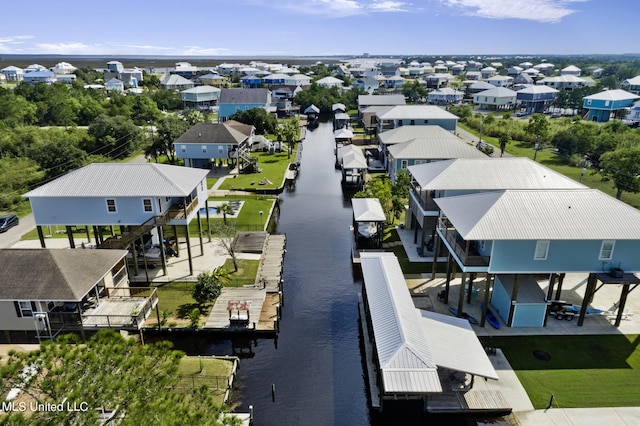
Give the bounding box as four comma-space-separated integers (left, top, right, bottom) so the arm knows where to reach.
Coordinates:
0, 214, 19, 233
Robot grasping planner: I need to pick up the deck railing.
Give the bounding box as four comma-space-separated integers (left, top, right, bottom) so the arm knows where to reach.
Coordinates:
438, 217, 490, 267
409, 182, 439, 212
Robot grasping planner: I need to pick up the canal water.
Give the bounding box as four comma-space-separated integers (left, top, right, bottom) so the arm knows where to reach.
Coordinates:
169, 122, 466, 425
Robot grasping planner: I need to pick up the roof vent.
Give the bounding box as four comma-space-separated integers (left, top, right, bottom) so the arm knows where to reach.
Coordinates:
198, 133, 201, 137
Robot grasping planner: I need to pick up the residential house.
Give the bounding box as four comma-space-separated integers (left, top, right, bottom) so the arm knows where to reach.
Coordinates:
352, 77, 380, 94
217, 88, 272, 121
161, 74, 195, 91
182, 86, 221, 110
51, 62, 77, 75
486, 75, 513, 88
23, 70, 56, 85
434, 188, 640, 328
316, 76, 345, 89
385, 127, 485, 181
466, 81, 495, 95
105, 78, 125, 92
374, 105, 459, 133
383, 75, 405, 90
464, 71, 482, 81
406, 158, 585, 258
450, 64, 465, 76
583, 89, 640, 122
428, 88, 464, 105
621, 76, 640, 95
174, 121, 255, 170
532, 63, 555, 75
173, 62, 198, 78
25, 64, 47, 73
1, 66, 24, 82
561, 65, 581, 76
480, 67, 497, 79
423, 73, 452, 89
626, 101, 640, 124
473, 87, 517, 110
106, 61, 124, 73
198, 73, 229, 88
516, 85, 558, 114
284, 73, 311, 86
240, 75, 261, 88
23, 163, 210, 277
513, 73, 534, 86
507, 66, 523, 76
0, 249, 158, 340
538, 75, 586, 91
357, 94, 406, 116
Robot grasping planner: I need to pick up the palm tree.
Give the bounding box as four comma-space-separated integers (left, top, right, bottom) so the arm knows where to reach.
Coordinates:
499, 133, 510, 157
218, 202, 234, 225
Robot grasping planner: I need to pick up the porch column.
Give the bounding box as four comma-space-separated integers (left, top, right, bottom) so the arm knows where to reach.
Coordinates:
507, 274, 520, 327
37, 226, 46, 248
456, 272, 467, 318
93, 226, 100, 246
480, 274, 493, 328
173, 225, 180, 256
205, 200, 212, 242
578, 273, 598, 326
197, 210, 204, 256
85, 226, 91, 243
158, 226, 168, 276
413, 215, 419, 244
444, 252, 452, 304
430, 234, 440, 280
66, 226, 75, 248
546, 273, 557, 301
466, 273, 475, 304
555, 273, 566, 300
185, 225, 194, 276
614, 283, 633, 327
130, 242, 139, 276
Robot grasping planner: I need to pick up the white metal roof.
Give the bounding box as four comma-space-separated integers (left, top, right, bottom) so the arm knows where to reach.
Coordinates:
376, 105, 459, 121
358, 94, 406, 106
583, 89, 640, 102
334, 128, 354, 139
418, 310, 499, 380
475, 87, 517, 98
360, 253, 441, 394
435, 189, 640, 240
378, 125, 458, 146
387, 137, 485, 160
352, 198, 386, 222
342, 151, 368, 170
24, 163, 208, 198
516, 85, 559, 95
408, 158, 585, 190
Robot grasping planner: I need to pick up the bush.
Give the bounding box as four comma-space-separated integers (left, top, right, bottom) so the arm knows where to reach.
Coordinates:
188, 308, 201, 328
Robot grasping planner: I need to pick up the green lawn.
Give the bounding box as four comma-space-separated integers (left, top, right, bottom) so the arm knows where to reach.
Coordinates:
188, 195, 276, 234
177, 356, 234, 403
222, 258, 260, 287
459, 123, 640, 209
218, 148, 295, 191
481, 335, 640, 409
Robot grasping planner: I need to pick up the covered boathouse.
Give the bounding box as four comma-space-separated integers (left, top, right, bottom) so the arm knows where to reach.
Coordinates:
358, 252, 506, 414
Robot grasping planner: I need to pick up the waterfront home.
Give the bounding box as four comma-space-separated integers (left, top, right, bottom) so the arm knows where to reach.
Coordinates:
174, 121, 254, 170
23, 70, 56, 85
486, 75, 513, 88
1, 66, 24, 81
473, 87, 517, 111
240, 75, 261, 88
316, 76, 344, 89
23, 163, 209, 277
374, 105, 459, 134
359, 252, 499, 411
427, 88, 464, 105
560, 65, 581, 76
0, 248, 158, 341
357, 94, 405, 118
197, 73, 229, 88
51, 62, 77, 75
173, 62, 198, 78
582, 89, 640, 122
406, 158, 584, 259
385, 128, 485, 182
105, 78, 125, 93
423, 73, 453, 89
434, 189, 640, 328
538, 75, 586, 91
181, 86, 221, 110
218, 88, 272, 121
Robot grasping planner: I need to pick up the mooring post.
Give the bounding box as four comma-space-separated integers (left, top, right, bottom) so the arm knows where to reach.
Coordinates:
271, 384, 276, 401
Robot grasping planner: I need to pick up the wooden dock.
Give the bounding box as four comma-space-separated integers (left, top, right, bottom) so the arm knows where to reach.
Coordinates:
204, 288, 266, 330
257, 234, 286, 293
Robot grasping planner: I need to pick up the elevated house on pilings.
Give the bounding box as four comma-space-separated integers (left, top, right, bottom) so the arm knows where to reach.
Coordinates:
433, 189, 640, 329
23, 163, 210, 279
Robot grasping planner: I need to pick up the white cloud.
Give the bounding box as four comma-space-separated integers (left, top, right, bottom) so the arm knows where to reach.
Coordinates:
441, 0, 586, 23
258, 0, 410, 17
369, 1, 411, 12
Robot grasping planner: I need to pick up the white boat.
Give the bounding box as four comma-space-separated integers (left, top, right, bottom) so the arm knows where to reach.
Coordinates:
357, 222, 378, 239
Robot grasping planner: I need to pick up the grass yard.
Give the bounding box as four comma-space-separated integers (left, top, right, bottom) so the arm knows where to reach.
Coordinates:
218, 148, 296, 191
222, 258, 260, 287
481, 335, 640, 409
188, 195, 276, 234
177, 356, 235, 404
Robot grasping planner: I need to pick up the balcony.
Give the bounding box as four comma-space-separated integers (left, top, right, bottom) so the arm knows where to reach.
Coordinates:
410, 182, 439, 213
166, 196, 200, 221
438, 217, 490, 267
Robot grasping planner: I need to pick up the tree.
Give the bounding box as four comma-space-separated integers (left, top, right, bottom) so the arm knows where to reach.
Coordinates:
193, 266, 230, 307
229, 107, 277, 135
0, 330, 240, 425
599, 147, 640, 199
524, 113, 550, 142
147, 115, 190, 164
218, 203, 235, 225
212, 221, 240, 271
402, 80, 427, 104
87, 114, 142, 159
499, 133, 510, 157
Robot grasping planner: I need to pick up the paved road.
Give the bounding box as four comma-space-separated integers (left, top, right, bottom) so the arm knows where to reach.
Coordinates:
0, 214, 35, 249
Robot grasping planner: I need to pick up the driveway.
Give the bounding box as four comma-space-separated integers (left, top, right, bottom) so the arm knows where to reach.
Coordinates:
0, 214, 34, 249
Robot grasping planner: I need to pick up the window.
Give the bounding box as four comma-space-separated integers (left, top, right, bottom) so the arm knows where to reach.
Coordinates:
599, 240, 615, 260
14, 301, 34, 318
201, 145, 207, 153
534, 240, 549, 260
180, 145, 187, 153
401, 160, 408, 169
410, 120, 415, 125
142, 199, 153, 213
106, 199, 117, 213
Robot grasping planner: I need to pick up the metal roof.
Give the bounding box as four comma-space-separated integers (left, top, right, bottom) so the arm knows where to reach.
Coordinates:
583, 89, 640, 102
174, 122, 251, 145
352, 198, 386, 222
376, 105, 459, 121
475, 87, 517, 98
334, 128, 354, 139
378, 125, 459, 146
387, 137, 485, 160
516, 85, 559, 95
418, 310, 499, 380
219, 88, 270, 104
358, 94, 406, 106
408, 158, 585, 190
24, 163, 208, 198
360, 252, 441, 394
435, 189, 640, 240
0, 249, 127, 301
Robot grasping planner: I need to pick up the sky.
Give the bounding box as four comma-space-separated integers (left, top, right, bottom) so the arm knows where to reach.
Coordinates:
0, 0, 637, 57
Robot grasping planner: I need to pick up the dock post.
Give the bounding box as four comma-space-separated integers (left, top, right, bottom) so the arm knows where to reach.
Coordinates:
271, 384, 276, 401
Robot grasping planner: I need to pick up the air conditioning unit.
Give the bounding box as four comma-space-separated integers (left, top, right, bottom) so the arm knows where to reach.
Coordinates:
610, 267, 624, 278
